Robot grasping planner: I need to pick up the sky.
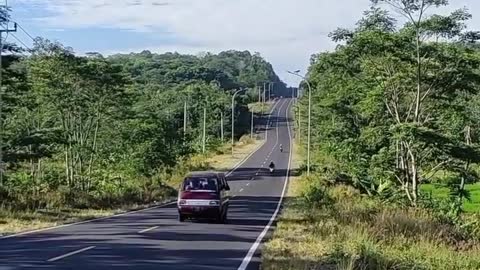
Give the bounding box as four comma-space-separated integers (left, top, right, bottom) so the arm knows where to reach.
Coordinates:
9, 0, 480, 86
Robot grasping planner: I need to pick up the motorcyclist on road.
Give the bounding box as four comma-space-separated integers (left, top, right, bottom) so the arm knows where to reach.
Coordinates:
269, 161, 275, 172
280, 144, 283, 152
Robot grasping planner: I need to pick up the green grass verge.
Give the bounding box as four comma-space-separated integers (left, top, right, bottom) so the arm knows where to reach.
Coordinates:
422, 183, 480, 213
0, 136, 263, 236
248, 101, 274, 114
262, 180, 480, 270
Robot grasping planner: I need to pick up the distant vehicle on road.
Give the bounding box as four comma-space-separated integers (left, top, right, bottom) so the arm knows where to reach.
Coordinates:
269, 161, 275, 174
177, 171, 230, 223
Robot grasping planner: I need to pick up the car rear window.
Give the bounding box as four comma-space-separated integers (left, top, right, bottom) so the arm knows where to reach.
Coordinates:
182, 177, 218, 191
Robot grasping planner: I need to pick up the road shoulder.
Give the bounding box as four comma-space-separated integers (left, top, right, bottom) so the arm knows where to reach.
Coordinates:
0, 137, 265, 237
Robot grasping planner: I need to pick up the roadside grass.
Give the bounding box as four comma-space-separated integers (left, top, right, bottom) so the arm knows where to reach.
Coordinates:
0, 207, 135, 236
263, 179, 480, 269
249, 101, 274, 114
422, 183, 480, 213
0, 136, 263, 236
206, 135, 262, 172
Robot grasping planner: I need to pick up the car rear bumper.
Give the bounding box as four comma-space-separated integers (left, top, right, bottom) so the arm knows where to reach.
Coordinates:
178, 206, 221, 218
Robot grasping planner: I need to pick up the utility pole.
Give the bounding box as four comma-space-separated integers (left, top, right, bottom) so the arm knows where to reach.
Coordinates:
263, 83, 266, 104
0, 3, 16, 183
183, 100, 187, 145
220, 111, 224, 141
231, 89, 245, 155
202, 107, 206, 154
183, 101, 187, 134
250, 111, 254, 139
268, 82, 273, 101
258, 85, 261, 103
298, 106, 301, 142
288, 70, 312, 176
267, 83, 270, 102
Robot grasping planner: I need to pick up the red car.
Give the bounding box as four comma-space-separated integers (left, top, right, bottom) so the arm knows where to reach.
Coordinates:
177, 171, 231, 223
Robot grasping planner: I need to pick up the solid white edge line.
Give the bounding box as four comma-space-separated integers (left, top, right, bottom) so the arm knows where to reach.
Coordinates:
138, 226, 159, 234
237, 99, 293, 270
226, 100, 281, 177
1, 100, 284, 240
47, 246, 96, 262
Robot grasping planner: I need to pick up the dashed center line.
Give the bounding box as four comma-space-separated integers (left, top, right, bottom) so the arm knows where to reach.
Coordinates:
47, 246, 96, 262
139, 226, 159, 234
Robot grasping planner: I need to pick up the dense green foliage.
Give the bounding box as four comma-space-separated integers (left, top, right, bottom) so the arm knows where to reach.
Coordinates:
298, 0, 480, 213
0, 39, 283, 210
264, 2, 480, 269
264, 181, 480, 270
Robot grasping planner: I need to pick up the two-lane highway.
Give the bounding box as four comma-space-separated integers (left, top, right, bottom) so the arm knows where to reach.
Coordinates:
0, 98, 294, 270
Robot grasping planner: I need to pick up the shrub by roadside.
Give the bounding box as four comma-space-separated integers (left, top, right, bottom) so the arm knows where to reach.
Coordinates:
249, 101, 274, 114
263, 177, 480, 270
0, 136, 263, 236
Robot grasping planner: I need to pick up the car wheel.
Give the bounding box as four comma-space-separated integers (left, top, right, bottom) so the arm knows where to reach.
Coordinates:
178, 214, 185, 222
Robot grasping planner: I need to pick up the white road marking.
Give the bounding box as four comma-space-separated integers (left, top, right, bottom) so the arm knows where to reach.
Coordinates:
0, 102, 284, 240
226, 101, 280, 177
246, 183, 250, 186
138, 226, 159, 234
47, 246, 96, 262
237, 99, 293, 270
239, 188, 244, 192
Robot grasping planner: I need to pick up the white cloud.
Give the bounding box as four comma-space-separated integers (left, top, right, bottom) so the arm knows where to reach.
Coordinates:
15, 0, 480, 85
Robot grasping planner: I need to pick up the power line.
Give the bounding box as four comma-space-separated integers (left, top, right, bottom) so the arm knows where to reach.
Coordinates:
13, 22, 34, 41
9, 32, 31, 51
0, 24, 31, 53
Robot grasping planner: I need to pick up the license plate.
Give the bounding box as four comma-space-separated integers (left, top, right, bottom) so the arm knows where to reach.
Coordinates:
193, 207, 201, 212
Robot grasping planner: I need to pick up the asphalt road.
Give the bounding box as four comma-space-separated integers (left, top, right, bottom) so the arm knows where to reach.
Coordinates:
0, 98, 294, 270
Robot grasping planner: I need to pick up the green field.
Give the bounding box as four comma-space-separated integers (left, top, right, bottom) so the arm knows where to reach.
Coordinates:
422, 183, 480, 213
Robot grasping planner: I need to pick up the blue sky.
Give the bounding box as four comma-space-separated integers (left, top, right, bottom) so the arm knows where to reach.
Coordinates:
9, 0, 480, 86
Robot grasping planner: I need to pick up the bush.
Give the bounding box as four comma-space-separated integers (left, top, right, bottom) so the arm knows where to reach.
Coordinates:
263, 180, 480, 270
301, 176, 334, 208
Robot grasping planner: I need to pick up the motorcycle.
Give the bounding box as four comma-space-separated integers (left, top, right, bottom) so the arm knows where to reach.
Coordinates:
268, 161, 275, 174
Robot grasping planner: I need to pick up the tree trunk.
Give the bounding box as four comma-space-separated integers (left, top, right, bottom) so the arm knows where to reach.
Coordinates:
65, 148, 69, 186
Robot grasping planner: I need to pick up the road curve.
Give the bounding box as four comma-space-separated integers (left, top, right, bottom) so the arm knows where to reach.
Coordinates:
0, 98, 294, 270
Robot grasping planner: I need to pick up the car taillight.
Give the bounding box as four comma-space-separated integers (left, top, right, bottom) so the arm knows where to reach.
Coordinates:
179, 200, 187, 205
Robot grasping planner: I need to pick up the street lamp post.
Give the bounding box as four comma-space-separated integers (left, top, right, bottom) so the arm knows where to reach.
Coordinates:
288, 70, 312, 176
269, 82, 275, 101
231, 88, 246, 155
202, 107, 207, 154
263, 83, 266, 104
220, 111, 224, 142
250, 111, 254, 139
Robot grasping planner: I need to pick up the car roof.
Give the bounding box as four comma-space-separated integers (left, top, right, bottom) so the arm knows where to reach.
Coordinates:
186, 171, 221, 178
